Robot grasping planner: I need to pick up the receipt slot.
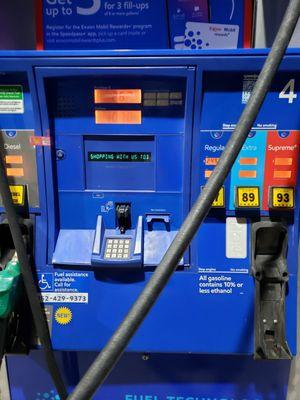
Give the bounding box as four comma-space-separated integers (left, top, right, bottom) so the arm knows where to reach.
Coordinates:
251, 220, 291, 360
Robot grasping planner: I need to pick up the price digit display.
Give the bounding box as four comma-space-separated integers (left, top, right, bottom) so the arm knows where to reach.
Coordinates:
270, 187, 294, 209
236, 187, 260, 208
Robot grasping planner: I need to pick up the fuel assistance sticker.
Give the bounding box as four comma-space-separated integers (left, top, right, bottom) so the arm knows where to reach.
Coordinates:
38, 271, 91, 304
0, 85, 24, 114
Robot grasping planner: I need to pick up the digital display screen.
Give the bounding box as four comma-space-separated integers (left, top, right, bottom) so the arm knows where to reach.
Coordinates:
88, 152, 151, 162
95, 110, 142, 124
94, 89, 142, 104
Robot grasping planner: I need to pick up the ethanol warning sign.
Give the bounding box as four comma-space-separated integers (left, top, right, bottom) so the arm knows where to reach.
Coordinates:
0, 85, 24, 114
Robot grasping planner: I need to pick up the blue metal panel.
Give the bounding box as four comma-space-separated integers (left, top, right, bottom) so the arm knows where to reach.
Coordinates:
0, 66, 49, 268
7, 351, 291, 400
190, 59, 300, 356
0, 51, 297, 373
34, 66, 195, 269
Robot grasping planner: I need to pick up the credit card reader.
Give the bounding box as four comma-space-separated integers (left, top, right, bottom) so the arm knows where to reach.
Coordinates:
91, 204, 143, 268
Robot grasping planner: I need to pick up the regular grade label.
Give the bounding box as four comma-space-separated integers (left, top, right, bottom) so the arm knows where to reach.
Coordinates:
212, 186, 225, 207
236, 186, 260, 208
270, 187, 294, 208
201, 186, 225, 208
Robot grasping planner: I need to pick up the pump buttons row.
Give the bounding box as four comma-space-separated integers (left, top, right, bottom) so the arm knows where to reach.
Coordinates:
205, 186, 295, 210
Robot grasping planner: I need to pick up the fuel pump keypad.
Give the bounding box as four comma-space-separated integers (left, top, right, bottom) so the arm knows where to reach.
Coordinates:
104, 238, 131, 260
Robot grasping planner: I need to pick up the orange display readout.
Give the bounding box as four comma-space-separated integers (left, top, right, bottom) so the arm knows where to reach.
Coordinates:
95, 110, 142, 125
5, 155, 23, 164
274, 157, 293, 166
205, 157, 219, 166
6, 168, 24, 177
239, 170, 257, 178
94, 89, 142, 104
274, 170, 292, 179
239, 157, 257, 165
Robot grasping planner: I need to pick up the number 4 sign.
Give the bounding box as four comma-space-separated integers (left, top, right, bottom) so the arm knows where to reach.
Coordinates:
279, 79, 297, 104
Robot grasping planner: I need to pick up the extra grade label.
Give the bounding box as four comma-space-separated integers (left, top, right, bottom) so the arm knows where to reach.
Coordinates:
236, 186, 260, 208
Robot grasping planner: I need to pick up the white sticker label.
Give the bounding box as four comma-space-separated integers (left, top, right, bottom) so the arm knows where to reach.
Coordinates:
242, 74, 258, 104
174, 22, 239, 50
41, 292, 88, 304
226, 217, 247, 259
199, 274, 245, 296
0, 85, 24, 114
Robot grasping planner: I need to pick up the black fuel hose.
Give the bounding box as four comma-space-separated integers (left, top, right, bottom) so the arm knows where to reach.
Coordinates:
0, 165, 68, 397
68, 1, 300, 398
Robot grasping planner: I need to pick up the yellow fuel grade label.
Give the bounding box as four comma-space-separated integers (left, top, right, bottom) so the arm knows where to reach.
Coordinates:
9, 185, 25, 205
212, 186, 225, 208
270, 187, 294, 209
236, 187, 260, 208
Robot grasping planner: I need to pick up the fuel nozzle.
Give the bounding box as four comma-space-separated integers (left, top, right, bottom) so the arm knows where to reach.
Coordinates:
251, 220, 291, 360
116, 204, 131, 234
0, 252, 21, 319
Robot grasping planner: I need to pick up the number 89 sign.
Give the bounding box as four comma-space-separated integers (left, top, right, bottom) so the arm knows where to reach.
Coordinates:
236, 187, 260, 208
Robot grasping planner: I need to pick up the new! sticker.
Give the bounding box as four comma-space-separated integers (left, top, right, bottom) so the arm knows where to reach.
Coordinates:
55, 307, 72, 325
